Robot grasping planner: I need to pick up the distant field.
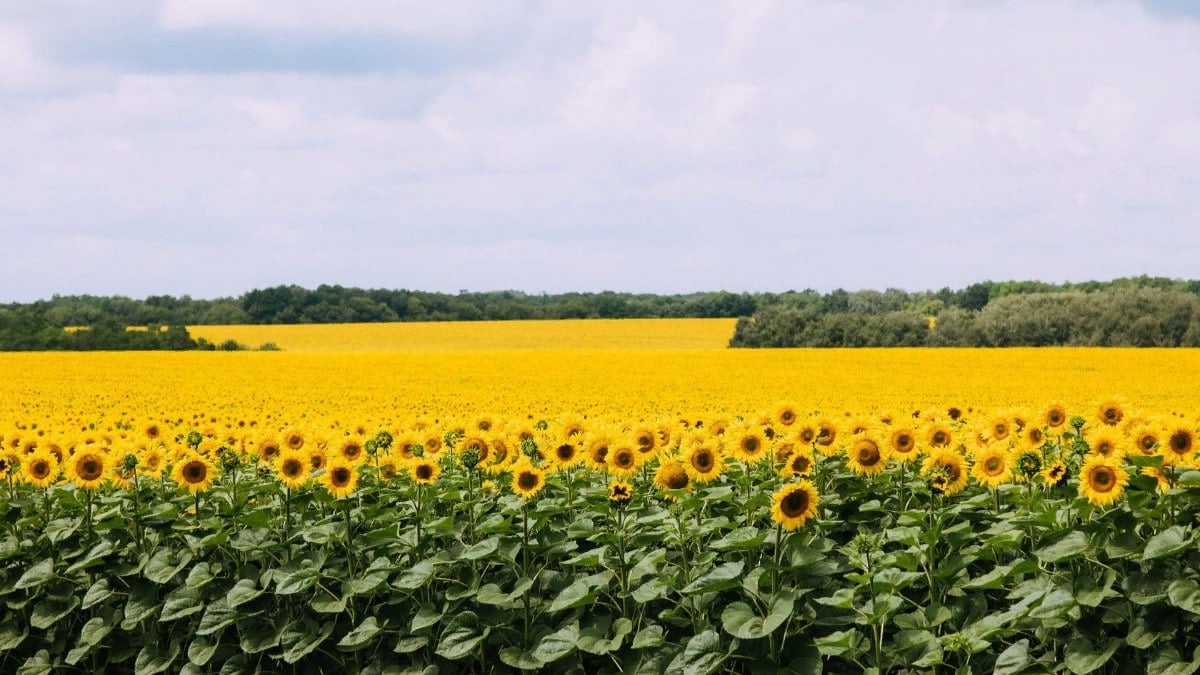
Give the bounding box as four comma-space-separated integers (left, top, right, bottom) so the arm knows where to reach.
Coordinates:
189, 318, 738, 352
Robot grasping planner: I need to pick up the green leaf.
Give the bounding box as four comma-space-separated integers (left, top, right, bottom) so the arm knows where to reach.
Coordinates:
311, 587, 348, 614
563, 546, 606, 566
632, 577, 671, 603
1035, 531, 1090, 563
1145, 526, 1194, 561
122, 581, 159, 629
16, 651, 52, 675
1064, 637, 1121, 675
666, 630, 726, 675
1169, 579, 1200, 615
188, 637, 219, 666
185, 563, 216, 589
682, 561, 745, 595
160, 586, 204, 622
710, 526, 766, 552
226, 578, 264, 608
393, 636, 429, 654
196, 597, 237, 636
721, 592, 795, 639
338, 617, 383, 650
461, 537, 499, 560
81, 578, 114, 610
14, 559, 55, 590
282, 618, 335, 663
31, 595, 79, 630
0, 615, 28, 652
548, 579, 596, 613
66, 609, 118, 666
633, 625, 665, 649
499, 646, 545, 671
144, 548, 193, 584
579, 618, 633, 656
436, 612, 484, 661
66, 539, 116, 574
135, 639, 181, 675
532, 623, 578, 663
815, 629, 862, 657
992, 639, 1031, 675
239, 616, 282, 654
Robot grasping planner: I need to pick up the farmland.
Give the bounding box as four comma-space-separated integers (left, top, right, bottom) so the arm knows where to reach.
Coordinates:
3, 320, 1200, 672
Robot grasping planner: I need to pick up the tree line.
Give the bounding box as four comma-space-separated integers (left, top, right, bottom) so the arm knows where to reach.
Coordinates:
5, 277, 1200, 350
730, 280, 1200, 347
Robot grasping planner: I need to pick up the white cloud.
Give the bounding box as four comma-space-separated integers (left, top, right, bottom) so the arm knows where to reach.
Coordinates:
1, 0, 1200, 300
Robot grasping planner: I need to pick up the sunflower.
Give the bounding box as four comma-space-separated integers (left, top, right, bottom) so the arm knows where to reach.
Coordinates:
971, 446, 1012, 489
143, 423, 161, 442
607, 444, 640, 478
684, 442, 724, 483
283, 428, 306, 451
275, 448, 309, 489
1042, 458, 1068, 486
473, 415, 495, 433
559, 417, 585, 439
377, 455, 400, 481
729, 427, 769, 464
1129, 423, 1162, 457
795, 420, 819, 446
1087, 428, 1124, 459
771, 480, 820, 531
1041, 401, 1068, 429
338, 437, 366, 465
1161, 424, 1197, 464
921, 449, 969, 496
257, 437, 282, 463
410, 459, 440, 485
1020, 424, 1047, 450
887, 426, 919, 462
654, 460, 690, 493
22, 449, 59, 488
779, 446, 815, 478
775, 403, 799, 427
422, 433, 443, 456
585, 433, 612, 471
137, 445, 166, 477
813, 418, 839, 454
172, 452, 216, 494
512, 464, 545, 499
321, 458, 358, 499
1078, 454, 1128, 506
550, 439, 581, 468
631, 426, 657, 455
924, 422, 954, 449
607, 481, 633, 507
459, 435, 490, 464
307, 447, 328, 473
67, 449, 110, 490
846, 436, 890, 477
1096, 398, 1125, 427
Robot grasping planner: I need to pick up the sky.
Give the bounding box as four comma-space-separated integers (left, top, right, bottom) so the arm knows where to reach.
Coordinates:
1, 0, 1199, 302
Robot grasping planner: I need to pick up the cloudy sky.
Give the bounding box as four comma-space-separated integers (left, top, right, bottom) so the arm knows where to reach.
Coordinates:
2, 1, 1199, 301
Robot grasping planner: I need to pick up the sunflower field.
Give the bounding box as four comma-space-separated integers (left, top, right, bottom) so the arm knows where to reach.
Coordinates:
3, 398, 1200, 673
4, 326, 1200, 673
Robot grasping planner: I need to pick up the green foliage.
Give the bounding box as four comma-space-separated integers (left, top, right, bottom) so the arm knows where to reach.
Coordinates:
1, 441, 1199, 672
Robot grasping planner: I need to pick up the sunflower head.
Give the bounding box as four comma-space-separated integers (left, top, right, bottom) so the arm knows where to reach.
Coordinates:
1096, 399, 1125, 427
846, 437, 889, 476
684, 442, 724, 483
654, 460, 690, 495
1041, 402, 1068, 429
771, 480, 820, 531
1042, 459, 1068, 486
69, 450, 110, 490
607, 481, 633, 507
1078, 454, 1129, 507
321, 459, 358, 499
275, 448, 308, 489
410, 459, 440, 485
172, 453, 217, 494
510, 461, 545, 499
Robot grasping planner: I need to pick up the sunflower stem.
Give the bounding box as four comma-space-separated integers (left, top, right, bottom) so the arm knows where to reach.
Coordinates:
521, 501, 532, 646
415, 482, 424, 555
615, 505, 629, 618
343, 498, 355, 578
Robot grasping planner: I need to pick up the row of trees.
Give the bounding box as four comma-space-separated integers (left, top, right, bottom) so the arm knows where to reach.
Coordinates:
730, 287, 1200, 347
0, 312, 228, 351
